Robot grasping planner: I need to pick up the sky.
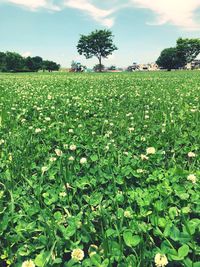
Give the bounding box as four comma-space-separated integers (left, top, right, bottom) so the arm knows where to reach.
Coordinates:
0, 0, 200, 68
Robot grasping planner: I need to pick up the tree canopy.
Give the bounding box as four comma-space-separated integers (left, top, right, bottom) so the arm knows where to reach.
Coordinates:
156, 48, 180, 70
156, 38, 200, 70
176, 38, 200, 67
0, 51, 60, 72
77, 29, 117, 72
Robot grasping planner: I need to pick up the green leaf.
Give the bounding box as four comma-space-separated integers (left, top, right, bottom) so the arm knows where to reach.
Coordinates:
169, 207, 178, 219
178, 244, 189, 258
35, 252, 49, 267
54, 211, 62, 221
90, 254, 101, 266
123, 231, 141, 247
90, 155, 98, 162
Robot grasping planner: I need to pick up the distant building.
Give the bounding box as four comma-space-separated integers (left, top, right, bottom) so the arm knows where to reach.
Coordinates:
127, 62, 159, 71
186, 60, 200, 70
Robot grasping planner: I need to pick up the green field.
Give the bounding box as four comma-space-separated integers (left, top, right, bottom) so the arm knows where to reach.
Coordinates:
0, 71, 199, 267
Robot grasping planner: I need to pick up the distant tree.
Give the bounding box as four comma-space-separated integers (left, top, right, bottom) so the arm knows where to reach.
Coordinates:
176, 38, 200, 67
0, 52, 6, 72
5, 52, 25, 72
77, 29, 117, 72
70, 61, 83, 72
25, 56, 43, 72
156, 47, 180, 70
108, 65, 116, 71
93, 64, 105, 72
43, 60, 60, 72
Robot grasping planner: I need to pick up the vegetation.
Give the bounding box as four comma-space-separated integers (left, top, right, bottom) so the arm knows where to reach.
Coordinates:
0, 71, 199, 267
156, 38, 200, 70
156, 48, 180, 71
77, 30, 118, 72
0, 52, 60, 72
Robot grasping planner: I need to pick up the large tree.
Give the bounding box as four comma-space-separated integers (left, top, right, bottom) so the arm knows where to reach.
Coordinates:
176, 38, 200, 67
77, 29, 117, 72
5, 52, 25, 72
42, 60, 60, 72
25, 56, 43, 72
156, 47, 180, 70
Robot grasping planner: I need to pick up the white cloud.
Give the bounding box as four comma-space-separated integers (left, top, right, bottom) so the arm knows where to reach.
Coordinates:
64, 0, 115, 27
2, 0, 200, 30
131, 0, 200, 30
6, 0, 60, 11
22, 51, 32, 57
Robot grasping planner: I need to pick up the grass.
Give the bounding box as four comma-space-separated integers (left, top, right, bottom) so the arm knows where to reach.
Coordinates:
0, 71, 199, 267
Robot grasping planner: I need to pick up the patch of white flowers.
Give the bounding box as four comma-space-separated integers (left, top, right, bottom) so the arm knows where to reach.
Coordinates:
80, 157, 87, 164
187, 174, 197, 184
146, 147, 156, 155
154, 253, 168, 267
188, 152, 196, 158
71, 248, 84, 261
22, 259, 35, 267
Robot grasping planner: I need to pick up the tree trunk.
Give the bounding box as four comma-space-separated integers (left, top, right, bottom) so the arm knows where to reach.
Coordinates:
98, 56, 102, 72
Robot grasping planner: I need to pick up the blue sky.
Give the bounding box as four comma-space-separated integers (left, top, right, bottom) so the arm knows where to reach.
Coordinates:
0, 0, 200, 68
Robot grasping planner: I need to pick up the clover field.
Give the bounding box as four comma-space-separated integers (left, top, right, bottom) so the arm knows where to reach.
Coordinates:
0, 71, 199, 267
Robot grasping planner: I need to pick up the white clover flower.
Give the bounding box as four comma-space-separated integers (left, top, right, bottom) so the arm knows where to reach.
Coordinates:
188, 152, 196, 158
66, 183, 73, 189
71, 248, 84, 261
105, 145, 109, 151
128, 127, 135, 132
49, 157, 57, 162
146, 147, 156, 155
80, 157, 87, 164
59, 192, 67, 197
0, 139, 5, 145
41, 166, 48, 174
141, 154, 149, 161
47, 94, 52, 100
141, 136, 146, 141
45, 117, 51, 121
92, 131, 96, 135
55, 149, 63, 157
154, 253, 168, 267
69, 129, 74, 133
137, 169, 144, 173
145, 115, 149, 119
22, 259, 35, 267
187, 174, 197, 184
35, 128, 42, 133
70, 144, 77, 151
124, 210, 132, 218
68, 156, 75, 161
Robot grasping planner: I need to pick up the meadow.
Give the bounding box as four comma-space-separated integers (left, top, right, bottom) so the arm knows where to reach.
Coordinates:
0, 71, 199, 267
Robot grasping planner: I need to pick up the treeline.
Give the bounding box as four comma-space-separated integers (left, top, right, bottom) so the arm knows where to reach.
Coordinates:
0, 51, 60, 72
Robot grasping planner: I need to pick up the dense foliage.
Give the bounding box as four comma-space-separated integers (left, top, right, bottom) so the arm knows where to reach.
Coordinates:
0, 52, 60, 72
156, 38, 200, 70
0, 71, 199, 267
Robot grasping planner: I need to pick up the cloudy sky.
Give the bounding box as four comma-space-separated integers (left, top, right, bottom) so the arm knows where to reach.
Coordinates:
0, 0, 200, 67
